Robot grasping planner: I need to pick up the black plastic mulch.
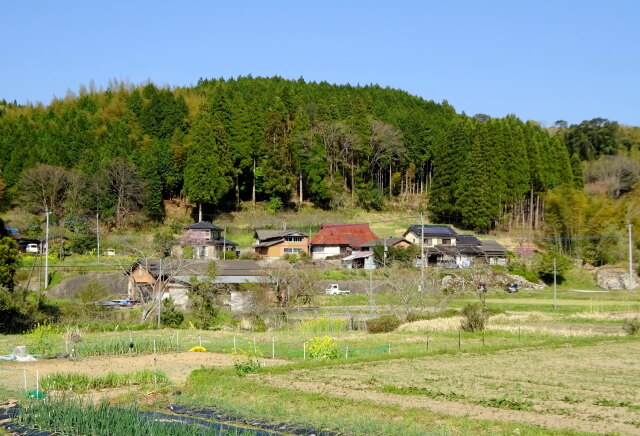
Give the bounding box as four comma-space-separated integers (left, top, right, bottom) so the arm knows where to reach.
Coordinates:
0, 403, 279, 436
138, 409, 281, 436
0, 406, 55, 436
168, 404, 344, 436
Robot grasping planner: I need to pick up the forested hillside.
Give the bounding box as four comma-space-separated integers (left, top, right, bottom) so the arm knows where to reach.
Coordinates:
0, 76, 628, 233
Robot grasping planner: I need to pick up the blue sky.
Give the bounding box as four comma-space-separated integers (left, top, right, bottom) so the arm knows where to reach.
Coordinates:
2, 0, 638, 126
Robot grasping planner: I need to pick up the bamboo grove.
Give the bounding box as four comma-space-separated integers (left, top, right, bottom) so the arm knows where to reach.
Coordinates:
0, 76, 590, 232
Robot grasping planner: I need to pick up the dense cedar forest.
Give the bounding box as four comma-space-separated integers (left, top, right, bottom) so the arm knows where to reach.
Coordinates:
0, 76, 638, 233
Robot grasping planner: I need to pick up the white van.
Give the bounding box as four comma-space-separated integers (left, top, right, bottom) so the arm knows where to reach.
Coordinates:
26, 243, 39, 254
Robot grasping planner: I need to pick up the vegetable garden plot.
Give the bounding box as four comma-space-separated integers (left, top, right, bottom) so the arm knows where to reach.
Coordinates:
2, 399, 282, 436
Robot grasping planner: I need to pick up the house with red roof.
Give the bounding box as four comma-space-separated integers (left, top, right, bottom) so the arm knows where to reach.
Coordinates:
310, 223, 379, 260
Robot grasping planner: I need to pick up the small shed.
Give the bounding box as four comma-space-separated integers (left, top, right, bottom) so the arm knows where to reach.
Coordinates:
341, 251, 376, 270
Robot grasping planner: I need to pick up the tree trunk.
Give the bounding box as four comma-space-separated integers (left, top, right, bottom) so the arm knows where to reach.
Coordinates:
235, 174, 240, 208
529, 189, 534, 229
252, 157, 256, 208
389, 164, 392, 199
299, 172, 303, 203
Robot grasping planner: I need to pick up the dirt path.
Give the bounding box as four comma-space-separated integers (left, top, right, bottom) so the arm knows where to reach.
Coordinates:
0, 352, 286, 392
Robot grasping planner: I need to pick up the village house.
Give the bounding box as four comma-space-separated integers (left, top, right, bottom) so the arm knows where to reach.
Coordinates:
403, 224, 458, 247
403, 224, 508, 267
310, 223, 379, 260
127, 259, 268, 311
179, 221, 238, 259
253, 229, 309, 260
453, 234, 485, 267
479, 239, 508, 266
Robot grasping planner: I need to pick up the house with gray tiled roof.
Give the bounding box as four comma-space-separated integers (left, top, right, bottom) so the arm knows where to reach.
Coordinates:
253, 229, 309, 260
179, 222, 238, 260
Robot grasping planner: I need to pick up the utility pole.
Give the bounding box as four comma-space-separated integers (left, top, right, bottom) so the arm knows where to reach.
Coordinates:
223, 226, 227, 260
553, 257, 557, 310
629, 223, 634, 290
157, 258, 163, 329
383, 238, 386, 267
420, 214, 425, 293
96, 213, 100, 261
44, 211, 50, 289
369, 268, 374, 314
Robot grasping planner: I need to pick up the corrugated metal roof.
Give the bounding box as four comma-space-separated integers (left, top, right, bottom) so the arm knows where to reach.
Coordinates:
341, 250, 374, 261
359, 237, 409, 248
310, 223, 379, 247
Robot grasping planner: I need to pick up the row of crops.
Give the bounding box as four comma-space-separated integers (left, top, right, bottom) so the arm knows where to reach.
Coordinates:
7, 398, 276, 436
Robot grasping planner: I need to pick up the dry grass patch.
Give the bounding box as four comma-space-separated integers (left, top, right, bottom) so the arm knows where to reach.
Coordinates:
258, 340, 640, 435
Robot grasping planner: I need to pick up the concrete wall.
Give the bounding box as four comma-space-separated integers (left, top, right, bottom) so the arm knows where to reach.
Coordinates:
311, 245, 341, 260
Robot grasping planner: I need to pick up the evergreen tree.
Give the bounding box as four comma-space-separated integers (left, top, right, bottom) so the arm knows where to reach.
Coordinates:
456, 122, 499, 232
183, 104, 233, 218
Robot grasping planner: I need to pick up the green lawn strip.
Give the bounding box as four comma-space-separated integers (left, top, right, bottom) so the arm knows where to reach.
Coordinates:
181, 366, 589, 436
40, 370, 169, 392
2, 320, 629, 358
256, 335, 632, 377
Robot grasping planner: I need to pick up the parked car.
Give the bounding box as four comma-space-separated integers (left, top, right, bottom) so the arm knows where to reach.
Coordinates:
325, 284, 350, 295
26, 243, 39, 254
505, 283, 519, 293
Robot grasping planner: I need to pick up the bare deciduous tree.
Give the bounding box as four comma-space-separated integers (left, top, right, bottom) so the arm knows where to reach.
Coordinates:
98, 159, 146, 227
380, 265, 449, 317
584, 155, 640, 198
263, 262, 317, 309
18, 164, 73, 216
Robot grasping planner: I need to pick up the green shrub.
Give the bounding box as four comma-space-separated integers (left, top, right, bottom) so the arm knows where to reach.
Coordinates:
221, 250, 237, 260
232, 343, 262, 376
307, 335, 339, 359
160, 298, 184, 328
77, 279, 110, 303
181, 246, 193, 259
405, 309, 459, 323
28, 322, 60, 356
265, 196, 283, 213
623, 317, 640, 335
367, 315, 400, 333
252, 316, 267, 332
233, 356, 262, 376
538, 251, 572, 284
283, 253, 298, 263
508, 263, 539, 283
460, 303, 489, 332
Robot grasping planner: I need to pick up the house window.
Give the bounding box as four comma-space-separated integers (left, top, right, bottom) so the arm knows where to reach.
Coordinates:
203, 230, 211, 241
441, 239, 451, 245
285, 236, 303, 242
284, 248, 302, 254
423, 238, 433, 245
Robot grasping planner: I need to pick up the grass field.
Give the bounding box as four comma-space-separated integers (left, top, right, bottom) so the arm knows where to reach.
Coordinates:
2, 266, 640, 435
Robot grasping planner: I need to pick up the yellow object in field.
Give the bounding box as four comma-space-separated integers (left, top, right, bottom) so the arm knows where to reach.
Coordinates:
189, 321, 196, 329
189, 346, 206, 352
